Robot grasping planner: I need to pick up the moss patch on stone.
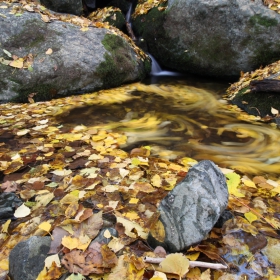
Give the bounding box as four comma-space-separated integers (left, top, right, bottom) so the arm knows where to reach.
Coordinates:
249, 15, 278, 28
231, 87, 280, 117
251, 42, 280, 70
11, 83, 60, 103
96, 33, 138, 88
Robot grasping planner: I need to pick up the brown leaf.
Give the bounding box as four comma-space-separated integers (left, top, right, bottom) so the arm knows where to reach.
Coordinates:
101, 244, 118, 268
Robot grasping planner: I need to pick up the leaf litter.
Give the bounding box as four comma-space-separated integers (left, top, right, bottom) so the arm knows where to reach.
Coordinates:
0, 80, 280, 279
0, 0, 280, 279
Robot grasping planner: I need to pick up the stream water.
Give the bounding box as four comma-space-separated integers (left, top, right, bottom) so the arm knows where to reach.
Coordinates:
62, 74, 280, 176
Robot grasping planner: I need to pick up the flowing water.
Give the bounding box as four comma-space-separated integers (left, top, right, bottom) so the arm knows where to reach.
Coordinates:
61, 75, 280, 175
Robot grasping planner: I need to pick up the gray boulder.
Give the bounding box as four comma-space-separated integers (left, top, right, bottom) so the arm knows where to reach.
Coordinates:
9, 236, 51, 280
39, 0, 83, 15
133, 0, 280, 77
0, 5, 150, 103
148, 160, 228, 252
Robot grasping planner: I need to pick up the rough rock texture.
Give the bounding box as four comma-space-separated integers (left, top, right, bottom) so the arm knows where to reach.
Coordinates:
39, 0, 83, 15
0, 5, 150, 103
0, 193, 23, 220
93, 227, 118, 244
133, 0, 280, 77
9, 236, 51, 280
148, 160, 228, 252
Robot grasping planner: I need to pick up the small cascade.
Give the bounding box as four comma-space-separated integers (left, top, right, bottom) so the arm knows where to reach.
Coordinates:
149, 53, 180, 76
149, 53, 162, 74
125, 1, 136, 40
126, 2, 133, 23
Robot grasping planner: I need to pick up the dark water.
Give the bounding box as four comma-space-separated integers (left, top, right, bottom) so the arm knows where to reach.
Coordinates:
61, 74, 280, 175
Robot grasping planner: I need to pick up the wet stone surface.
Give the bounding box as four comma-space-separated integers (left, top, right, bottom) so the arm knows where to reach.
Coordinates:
148, 160, 229, 252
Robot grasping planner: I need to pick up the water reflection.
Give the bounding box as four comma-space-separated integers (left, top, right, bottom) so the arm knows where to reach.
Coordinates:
60, 78, 280, 175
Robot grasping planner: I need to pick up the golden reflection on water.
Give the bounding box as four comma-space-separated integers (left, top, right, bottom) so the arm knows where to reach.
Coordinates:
62, 80, 280, 175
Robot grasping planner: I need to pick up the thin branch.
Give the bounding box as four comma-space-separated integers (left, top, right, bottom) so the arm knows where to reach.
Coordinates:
144, 256, 228, 270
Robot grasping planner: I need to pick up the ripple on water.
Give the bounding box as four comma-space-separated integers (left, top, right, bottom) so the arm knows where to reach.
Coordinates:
60, 80, 280, 175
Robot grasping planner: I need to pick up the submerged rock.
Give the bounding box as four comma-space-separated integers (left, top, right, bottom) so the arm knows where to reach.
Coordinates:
9, 236, 51, 280
0, 5, 150, 103
133, 0, 280, 78
148, 160, 228, 252
39, 0, 83, 15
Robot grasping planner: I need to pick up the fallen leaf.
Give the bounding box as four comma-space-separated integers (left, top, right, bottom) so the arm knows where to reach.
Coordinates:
159, 253, 190, 279
14, 203, 31, 218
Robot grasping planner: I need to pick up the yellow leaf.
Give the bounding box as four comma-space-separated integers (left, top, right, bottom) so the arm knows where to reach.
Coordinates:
271, 186, 280, 194
151, 174, 162, 188
108, 237, 125, 253
131, 158, 141, 166
9, 58, 23, 68
186, 252, 200, 261
159, 253, 190, 278
45, 48, 53, 55
129, 198, 139, 204
61, 236, 79, 250
60, 193, 79, 205
124, 211, 139, 220
38, 221, 52, 232
150, 271, 167, 280
244, 212, 258, 224
226, 172, 244, 197
242, 179, 256, 188
117, 216, 148, 239
0, 259, 9, 270
1, 219, 11, 233
128, 262, 144, 280
150, 220, 165, 243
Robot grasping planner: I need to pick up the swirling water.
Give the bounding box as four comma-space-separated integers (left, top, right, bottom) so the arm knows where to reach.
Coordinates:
62, 75, 280, 175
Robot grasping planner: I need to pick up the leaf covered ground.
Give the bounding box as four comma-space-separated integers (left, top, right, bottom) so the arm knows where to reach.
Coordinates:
0, 82, 280, 280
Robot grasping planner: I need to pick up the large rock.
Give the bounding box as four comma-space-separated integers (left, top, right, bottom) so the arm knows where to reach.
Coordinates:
9, 236, 51, 280
148, 160, 228, 252
133, 0, 280, 77
0, 5, 150, 103
39, 0, 83, 15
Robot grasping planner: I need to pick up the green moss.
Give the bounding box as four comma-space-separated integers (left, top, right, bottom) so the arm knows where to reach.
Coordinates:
105, 11, 126, 30
96, 33, 137, 88
251, 42, 280, 70
232, 87, 280, 117
11, 84, 59, 103
249, 15, 278, 28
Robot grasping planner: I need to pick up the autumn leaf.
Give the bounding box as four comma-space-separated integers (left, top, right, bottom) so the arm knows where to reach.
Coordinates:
45, 48, 53, 55
159, 253, 190, 279
226, 172, 245, 197
14, 203, 31, 218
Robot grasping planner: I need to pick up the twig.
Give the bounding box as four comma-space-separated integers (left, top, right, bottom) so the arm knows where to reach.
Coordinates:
144, 256, 228, 270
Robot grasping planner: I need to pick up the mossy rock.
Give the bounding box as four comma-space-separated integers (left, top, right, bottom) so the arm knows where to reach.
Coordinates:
231, 87, 280, 117
96, 33, 149, 88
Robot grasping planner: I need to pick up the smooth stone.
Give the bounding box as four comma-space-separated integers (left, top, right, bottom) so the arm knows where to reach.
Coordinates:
148, 160, 229, 252
9, 236, 51, 280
